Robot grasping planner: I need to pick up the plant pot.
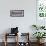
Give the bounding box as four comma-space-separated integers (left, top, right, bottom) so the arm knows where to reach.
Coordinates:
40, 38, 45, 43
37, 39, 45, 44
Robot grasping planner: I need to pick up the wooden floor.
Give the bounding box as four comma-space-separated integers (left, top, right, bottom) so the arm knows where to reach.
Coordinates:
0, 42, 46, 46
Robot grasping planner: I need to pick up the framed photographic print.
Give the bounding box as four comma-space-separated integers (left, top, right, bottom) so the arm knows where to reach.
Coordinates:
10, 10, 24, 17
36, 0, 46, 26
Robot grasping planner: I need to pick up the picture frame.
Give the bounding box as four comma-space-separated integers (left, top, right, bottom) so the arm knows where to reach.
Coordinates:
36, 0, 46, 26
10, 10, 24, 17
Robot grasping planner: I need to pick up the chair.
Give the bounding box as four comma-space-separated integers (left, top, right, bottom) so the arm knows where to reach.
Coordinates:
4, 27, 19, 46
4, 33, 18, 46
18, 33, 30, 46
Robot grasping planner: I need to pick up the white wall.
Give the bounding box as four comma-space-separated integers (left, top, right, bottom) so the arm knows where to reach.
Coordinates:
0, 0, 36, 42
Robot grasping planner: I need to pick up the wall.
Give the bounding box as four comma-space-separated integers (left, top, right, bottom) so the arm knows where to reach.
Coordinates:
0, 0, 36, 42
